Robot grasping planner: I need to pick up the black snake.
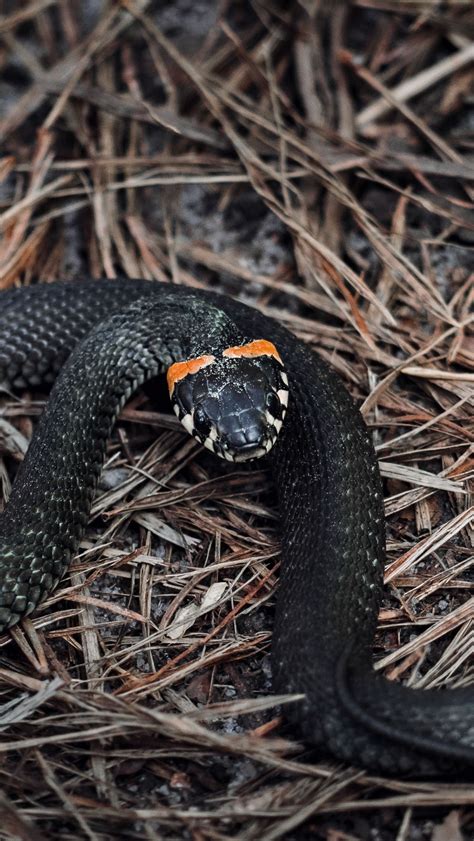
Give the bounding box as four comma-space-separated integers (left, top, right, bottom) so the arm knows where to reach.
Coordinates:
0, 279, 472, 775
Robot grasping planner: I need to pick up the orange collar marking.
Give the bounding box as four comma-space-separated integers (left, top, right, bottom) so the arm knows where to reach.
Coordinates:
222, 339, 281, 362
167, 354, 215, 395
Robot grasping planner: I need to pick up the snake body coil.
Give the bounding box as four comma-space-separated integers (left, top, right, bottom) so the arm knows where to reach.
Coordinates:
0, 279, 472, 775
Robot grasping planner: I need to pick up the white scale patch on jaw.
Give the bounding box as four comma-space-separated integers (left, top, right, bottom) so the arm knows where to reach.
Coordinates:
277, 388, 289, 409
180, 413, 195, 435
265, 377, 288, 446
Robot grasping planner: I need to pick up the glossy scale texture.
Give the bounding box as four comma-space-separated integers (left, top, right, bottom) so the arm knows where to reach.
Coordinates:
0, 279, 472, 775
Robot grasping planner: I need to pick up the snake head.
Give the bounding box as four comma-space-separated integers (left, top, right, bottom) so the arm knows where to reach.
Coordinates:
167, 340, 288, 462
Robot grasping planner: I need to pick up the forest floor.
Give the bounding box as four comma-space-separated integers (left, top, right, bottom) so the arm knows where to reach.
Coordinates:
0, 1, 473, 839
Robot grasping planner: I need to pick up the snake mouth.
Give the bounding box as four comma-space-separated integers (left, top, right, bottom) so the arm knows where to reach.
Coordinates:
199, 428, 278, 462
197, 402, 285, 462
219, 439, 272, 463
231, 444, 269, 462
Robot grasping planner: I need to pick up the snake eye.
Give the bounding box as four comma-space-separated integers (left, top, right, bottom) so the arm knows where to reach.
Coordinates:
266, 391, 282, 419
193, 406, 212, 438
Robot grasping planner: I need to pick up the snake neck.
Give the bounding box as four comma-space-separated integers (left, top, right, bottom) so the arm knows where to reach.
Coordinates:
0, 296, 245, 628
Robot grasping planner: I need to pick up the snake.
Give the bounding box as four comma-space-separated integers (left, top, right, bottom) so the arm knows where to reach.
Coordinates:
0, 278, 472, 776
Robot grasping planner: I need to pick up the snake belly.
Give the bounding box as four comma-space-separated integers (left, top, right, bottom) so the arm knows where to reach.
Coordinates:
0, 279, 472, 776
